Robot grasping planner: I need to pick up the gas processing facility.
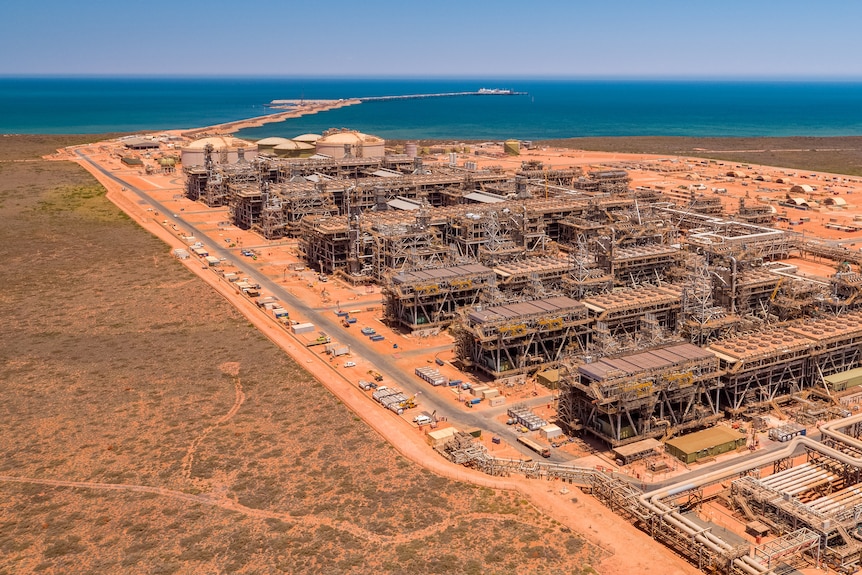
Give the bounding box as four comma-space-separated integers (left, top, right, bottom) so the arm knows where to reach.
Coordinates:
183, 130, 862, 573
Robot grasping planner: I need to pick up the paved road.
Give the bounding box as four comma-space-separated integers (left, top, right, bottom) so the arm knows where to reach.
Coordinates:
77, 151, 550, 460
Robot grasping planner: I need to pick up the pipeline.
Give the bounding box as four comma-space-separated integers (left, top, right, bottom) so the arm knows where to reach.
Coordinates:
449, 413, 862, 574
637, 416, 862, 575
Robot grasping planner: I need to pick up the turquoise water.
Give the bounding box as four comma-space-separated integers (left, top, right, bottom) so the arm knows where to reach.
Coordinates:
3, 77, 862, 138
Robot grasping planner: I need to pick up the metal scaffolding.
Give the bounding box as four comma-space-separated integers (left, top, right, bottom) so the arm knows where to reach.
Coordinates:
452, 296, 591, 380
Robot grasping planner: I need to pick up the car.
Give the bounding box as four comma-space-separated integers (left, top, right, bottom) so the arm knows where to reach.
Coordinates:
343, 361, 356, 368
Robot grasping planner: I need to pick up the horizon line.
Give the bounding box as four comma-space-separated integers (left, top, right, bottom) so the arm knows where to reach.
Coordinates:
3, 73, 862, 83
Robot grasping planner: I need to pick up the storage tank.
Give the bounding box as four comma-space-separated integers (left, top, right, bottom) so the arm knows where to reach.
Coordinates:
315, 129, 385, 159
273, 140, 315, 158
180, 136, 257, 167
404, 141, 418, 158
293, 133, 321, 145
504, 139, 520, 156
256, 137, 293, 155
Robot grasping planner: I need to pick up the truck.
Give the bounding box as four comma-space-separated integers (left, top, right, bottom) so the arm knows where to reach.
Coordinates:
306, 332, 331, 347
325, 342, 350, 357
517, 436, 551, 458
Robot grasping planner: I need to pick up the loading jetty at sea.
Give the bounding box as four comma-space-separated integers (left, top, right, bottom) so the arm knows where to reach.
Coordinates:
184, 87, 529, 138
182, 99, 359, 137
268, 88, 527, 108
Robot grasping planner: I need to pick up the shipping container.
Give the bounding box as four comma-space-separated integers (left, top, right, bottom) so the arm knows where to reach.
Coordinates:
291, 322, 315, 335
488, 396, 506, 407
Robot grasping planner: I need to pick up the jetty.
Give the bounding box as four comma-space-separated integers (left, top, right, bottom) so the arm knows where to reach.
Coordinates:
357, 88, 527, 102
269, 89, 526, 108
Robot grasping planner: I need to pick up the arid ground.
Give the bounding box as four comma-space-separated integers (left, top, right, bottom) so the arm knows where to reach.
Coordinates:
3, 132, 858, 575
0, 135, 601, 574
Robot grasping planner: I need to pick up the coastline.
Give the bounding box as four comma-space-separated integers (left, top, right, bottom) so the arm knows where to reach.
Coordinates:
181, 98, 360, 138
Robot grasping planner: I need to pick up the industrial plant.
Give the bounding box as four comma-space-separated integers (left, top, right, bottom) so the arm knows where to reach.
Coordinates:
180, 128, 862, 574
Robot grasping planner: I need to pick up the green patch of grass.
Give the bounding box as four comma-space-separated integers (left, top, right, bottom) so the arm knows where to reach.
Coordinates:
34, 184, 126, 222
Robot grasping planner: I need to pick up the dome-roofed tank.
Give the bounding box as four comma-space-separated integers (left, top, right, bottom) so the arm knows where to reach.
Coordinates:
181, 136, 257, 167
273, 140, 316, 158
315, 128, 384, 159
256, 137, 293, 155
293, 133, 321, 144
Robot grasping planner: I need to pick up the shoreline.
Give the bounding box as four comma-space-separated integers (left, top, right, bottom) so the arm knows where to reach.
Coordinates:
181, 98, 360, 138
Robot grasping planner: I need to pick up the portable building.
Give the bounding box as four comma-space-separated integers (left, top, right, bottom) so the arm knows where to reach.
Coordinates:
539, 424, 563, 441
291, 322, 315, 334
825, 367, 862, 392
426, 427, 457, 448
665, 427, 746, 464
611, 438, 662, 465
536, 369, 560, 390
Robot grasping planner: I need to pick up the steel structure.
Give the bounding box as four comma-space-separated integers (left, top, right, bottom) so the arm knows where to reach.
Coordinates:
560, 342, 723, 445
582, 285, 681, 343
382, 264, 495, 333
708, 310, 862, 413
452, 296, 591, 380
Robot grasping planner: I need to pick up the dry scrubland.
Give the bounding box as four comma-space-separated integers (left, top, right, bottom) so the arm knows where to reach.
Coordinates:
0, 135, 597, 574
540, 136, 862, 177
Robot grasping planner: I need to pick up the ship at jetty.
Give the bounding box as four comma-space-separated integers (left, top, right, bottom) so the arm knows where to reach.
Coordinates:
477, 88, 522, 95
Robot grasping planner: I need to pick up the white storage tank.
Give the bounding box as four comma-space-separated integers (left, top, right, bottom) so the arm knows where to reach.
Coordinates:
315, 129, 385, 159
180, 136, 258, 167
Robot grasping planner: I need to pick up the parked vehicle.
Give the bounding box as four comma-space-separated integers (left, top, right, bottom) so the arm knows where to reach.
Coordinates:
518, 436, 551, 458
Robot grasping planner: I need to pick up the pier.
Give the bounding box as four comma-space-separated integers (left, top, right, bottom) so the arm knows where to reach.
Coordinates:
357, 89, 527, 102
269, 89, 526, 108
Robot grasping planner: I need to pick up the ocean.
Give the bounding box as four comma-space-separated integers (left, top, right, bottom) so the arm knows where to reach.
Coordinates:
3, 77, 862, 139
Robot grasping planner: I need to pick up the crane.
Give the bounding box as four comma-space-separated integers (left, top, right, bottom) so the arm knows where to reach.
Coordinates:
770, 277, 785, 302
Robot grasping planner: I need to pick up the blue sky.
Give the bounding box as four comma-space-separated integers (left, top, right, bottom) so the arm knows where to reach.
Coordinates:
3, 0, 860, 78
